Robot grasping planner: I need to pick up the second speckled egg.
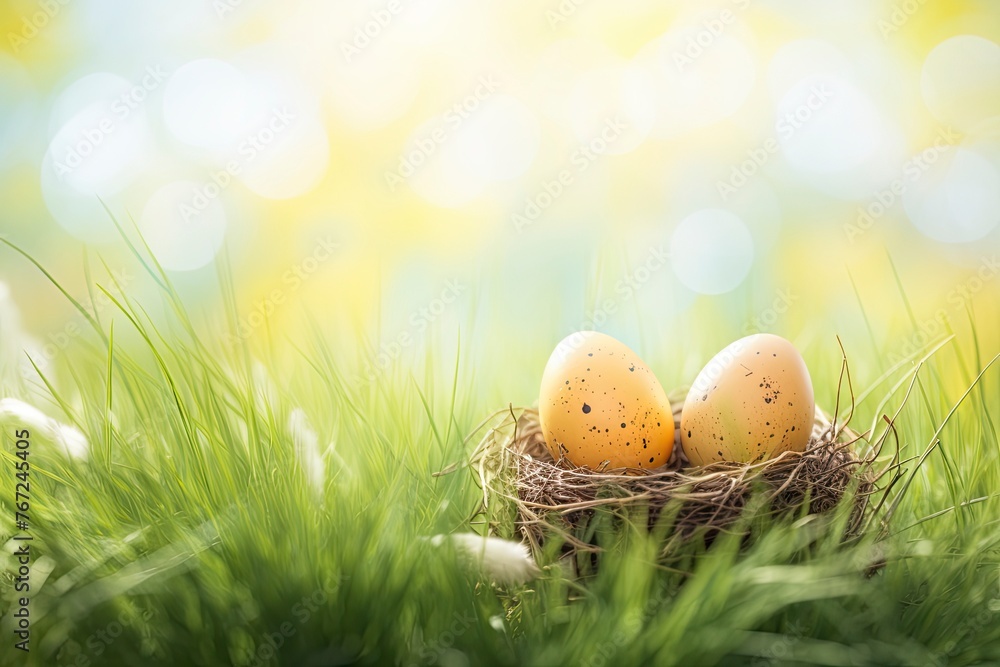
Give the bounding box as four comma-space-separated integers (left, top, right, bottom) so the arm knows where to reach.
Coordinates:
680, 334, 815, 467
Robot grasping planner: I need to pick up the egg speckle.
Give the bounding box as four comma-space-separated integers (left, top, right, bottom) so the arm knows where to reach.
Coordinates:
680, 334, 815, 466
539, 331, 674, 469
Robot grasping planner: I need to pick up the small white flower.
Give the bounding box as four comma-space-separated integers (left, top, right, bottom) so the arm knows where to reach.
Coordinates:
0, 282, 48, 384
430, 533, 539, 585
288, 408, 326, 496
488, 614, 506, 633
0, 397, 89, 460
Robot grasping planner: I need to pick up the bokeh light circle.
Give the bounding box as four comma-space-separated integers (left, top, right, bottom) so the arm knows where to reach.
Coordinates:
405, 118, 486, 207
45, 72, 156, 194
451, 93, 539, 182
776, 74, 883, 174
766, 39, 854, 99
40, 151, 118, 241
567, 63, 655, 155
532, 39, 615, 123
903, 148, 1000, 243
407, 93, 539, 207
163, 59, 258, 150
921, 36, 1000, 132
45, 99, 153, 196
670, 209, 755, 294
237, 115, 330, 199
637, 18, 757, 138
42, 72, 158, 241
327, 42, 421, 131
138, 181, 227, 271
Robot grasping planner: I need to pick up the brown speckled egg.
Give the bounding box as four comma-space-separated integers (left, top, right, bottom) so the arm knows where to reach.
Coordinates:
538, 331, 674, 470
680, 334, 814, 467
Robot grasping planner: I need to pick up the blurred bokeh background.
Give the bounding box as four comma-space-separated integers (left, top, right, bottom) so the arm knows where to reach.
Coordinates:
1, 0, 998, 407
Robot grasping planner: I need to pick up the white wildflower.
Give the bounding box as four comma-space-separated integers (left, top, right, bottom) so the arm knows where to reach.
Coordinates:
430, 533, 539, 585
0, 397, 89, 460
288, 408, 326, 496
0, 282, 47, 384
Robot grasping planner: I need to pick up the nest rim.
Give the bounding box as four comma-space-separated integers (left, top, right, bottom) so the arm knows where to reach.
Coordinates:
466, 395, 887, 561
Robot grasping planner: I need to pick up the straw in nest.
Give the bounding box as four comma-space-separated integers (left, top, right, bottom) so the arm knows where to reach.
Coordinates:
457, 387, 898, 564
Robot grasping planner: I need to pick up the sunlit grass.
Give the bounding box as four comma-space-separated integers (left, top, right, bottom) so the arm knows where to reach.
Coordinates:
1, 233, 999, 667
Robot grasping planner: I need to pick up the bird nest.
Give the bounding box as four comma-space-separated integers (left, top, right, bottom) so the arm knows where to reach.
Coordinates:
451, 380, 899, 567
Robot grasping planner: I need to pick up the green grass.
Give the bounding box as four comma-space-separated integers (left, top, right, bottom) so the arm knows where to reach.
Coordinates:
1, 238, 999, 667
